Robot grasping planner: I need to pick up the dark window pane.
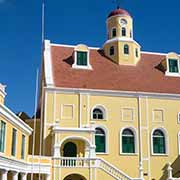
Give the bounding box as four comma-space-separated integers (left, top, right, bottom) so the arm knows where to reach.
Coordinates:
112, 28, 116, 37
168, 59, 179, 73
122, 27, 126, 36
93, 108, 104, 119
77, 51, 87, 66
110, 46, 115, 56
124, 45, 129, 55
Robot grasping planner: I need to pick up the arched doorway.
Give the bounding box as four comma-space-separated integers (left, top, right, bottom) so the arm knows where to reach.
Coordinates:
64, 174, 86, 180
63, 142, 77, 157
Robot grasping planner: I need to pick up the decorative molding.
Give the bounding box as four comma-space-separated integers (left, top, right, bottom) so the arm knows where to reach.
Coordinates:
0, 155, 51, 175
121, 107, 135, 122
44, 40, 54, 86
44, 87, 180, 100
0, 104, 32, 135
152, 109, 164, 123
60, 104, 75, 120
50, 43, 100, 50
103, 37, 140, 47
52, 126, 95, 133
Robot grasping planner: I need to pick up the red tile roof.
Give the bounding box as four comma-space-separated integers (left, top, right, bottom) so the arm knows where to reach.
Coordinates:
108, 8, 131, 18
51, 45, 180, 94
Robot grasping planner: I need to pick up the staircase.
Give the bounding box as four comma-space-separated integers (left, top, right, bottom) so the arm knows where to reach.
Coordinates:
54, 157, 141, 180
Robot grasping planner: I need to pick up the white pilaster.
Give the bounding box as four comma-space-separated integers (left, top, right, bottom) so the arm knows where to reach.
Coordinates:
53, 145, 60, 157
21, 173, 27, 180
46, 174, 51, 180
12, 171, 18, 180
1, 170, 8, 180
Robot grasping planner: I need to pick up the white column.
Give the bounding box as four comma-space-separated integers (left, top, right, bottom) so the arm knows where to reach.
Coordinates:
1, 170, 8, 180
21, 173, 27, 180
12, 171, 18, 180
45, 174, 51, 180
53, 144, 60, 157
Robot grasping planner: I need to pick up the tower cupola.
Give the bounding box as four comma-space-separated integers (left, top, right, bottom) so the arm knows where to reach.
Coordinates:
103, 8, 141, 65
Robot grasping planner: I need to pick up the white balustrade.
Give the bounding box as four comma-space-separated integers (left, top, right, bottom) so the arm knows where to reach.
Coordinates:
55, 157, 139, 180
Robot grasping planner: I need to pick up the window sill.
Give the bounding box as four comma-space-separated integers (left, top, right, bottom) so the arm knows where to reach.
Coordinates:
120, 153, 138, 156
165, 72, 180, 77
72, 64, 92, 70
96, 152, 109, 155
91, 119, 107, 121
151, 153, 168, 156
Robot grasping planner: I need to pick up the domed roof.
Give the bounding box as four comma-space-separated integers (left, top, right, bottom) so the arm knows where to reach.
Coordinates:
108, 8, 131, 18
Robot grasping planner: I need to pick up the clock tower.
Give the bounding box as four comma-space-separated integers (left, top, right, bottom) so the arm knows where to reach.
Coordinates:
103, 8, 141, 65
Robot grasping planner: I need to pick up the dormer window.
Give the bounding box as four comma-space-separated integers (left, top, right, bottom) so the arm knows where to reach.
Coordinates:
165, 52, 180, 77
72, 44, 92, 70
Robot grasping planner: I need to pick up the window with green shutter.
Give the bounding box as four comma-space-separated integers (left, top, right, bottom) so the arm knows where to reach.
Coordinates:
153, 130, 166, 154
21, 135, 25, 159
168, 59, 179, 73
122, 129, 135, 153
77, 51, 87, 66
0, 121, 6, 152
11, 128, 17, 156
95, 128, 105, 153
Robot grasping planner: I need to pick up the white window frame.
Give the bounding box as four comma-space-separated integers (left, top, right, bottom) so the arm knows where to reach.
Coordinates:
178, 132, 180, 155
72, 49, 92, 70
94, 125, 109, 154
151, 127, 168, 156
165, 58, 180, 77
178, 112, 180, 124
120, 127, 138, 155
91, 105, 107, 120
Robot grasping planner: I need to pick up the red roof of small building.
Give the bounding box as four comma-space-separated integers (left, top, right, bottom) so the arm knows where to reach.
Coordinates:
50, 45, 180, 94
108, 8, 131, 18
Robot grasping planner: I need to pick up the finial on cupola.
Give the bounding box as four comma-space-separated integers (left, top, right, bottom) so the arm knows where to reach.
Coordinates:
113, 0, 123, 9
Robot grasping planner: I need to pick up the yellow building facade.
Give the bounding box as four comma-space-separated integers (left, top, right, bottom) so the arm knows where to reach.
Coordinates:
1, 6, 180, 180
0, 84, 52, 180
33, 7, 180, 180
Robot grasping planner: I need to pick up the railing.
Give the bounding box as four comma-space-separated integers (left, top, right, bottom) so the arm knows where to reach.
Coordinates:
53, 157, 140, 180
54, 157, 97, 168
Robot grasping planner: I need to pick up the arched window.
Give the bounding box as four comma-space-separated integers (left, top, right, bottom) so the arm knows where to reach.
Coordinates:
112, 28, 117, 38
110, 46, 115, 56
93, 108, 104, 119
152, 129, 166, 154
95, 128, 106, 153
124, 44, 129, 55
122, 129, 135, 153
122, 27, 126, 36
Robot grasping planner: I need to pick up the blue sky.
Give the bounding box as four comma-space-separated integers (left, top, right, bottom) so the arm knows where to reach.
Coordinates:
0, 0, 180, 116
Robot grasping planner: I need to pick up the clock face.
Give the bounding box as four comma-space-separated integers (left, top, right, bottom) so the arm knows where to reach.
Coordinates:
120, 19, 127, 26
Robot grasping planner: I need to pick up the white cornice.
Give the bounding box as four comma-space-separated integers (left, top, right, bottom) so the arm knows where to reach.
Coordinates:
0, 104, 32, 135
103, 37, 141, 47
52, 126, 95, 133
50, 43, 100, 50
44, 40, 54, 87
44, 87, 180, 100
